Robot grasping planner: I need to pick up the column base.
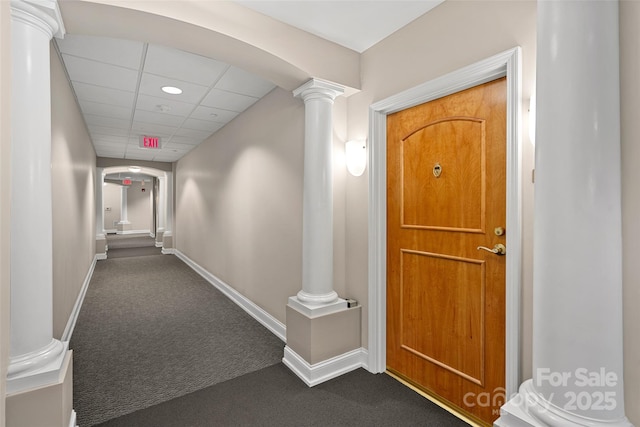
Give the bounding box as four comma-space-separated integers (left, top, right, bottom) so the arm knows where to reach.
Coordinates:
116, 220, 131, 234
7, 339, 68, 394
296, 289, 339, 305
288, 296, 347, 317
7, 350, 74, 427
96, 233, 107, 260
161, 231, 173, 254
155, 228, 164, 247
284, 297, 361, 386
496, 380, 633, 427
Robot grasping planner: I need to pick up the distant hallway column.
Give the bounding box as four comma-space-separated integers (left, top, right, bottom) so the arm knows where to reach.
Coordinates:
283, 79, 361, 388
117, 184, 131, 234
96, 168, 107, 259
8, 3, 74, 426
497, 1, 631, 426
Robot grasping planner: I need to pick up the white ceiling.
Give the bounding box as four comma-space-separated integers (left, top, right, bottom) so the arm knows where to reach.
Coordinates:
56, 1, 443, 163
236, 1, 443, 53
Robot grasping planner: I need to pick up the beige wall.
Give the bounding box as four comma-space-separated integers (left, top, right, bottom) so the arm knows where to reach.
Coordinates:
103, 183, 121, 231
0, 0, 11, 424
51, 46, 97, 339
126, 181, 153, 232
620, 1, 640, 424
176, 87, 305, 322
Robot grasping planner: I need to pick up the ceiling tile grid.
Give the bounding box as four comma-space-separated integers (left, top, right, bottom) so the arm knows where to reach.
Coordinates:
56, 34, 276, 162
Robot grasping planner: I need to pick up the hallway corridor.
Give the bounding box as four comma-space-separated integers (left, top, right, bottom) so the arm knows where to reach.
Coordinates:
70, 253, 284, 425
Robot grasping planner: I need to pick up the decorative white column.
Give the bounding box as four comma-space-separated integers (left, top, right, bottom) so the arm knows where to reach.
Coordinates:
156, 175, 166, 247
161, 172, 174, 253
497, 1, 631, 425
117, 185, 130, 233
95, 168, 107, 259
291, 78, 344, 306
8, 0, 67, 393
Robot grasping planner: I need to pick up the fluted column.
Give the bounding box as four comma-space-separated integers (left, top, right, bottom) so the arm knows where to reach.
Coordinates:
497, 1, 631, 425
8, 0, 67, 393
293, 79, 344, 305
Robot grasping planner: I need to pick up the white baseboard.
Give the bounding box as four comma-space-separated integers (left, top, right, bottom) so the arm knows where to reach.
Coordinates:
68, 410, 77, 427
117, 229, 151, 235
174, 249, 286, 342
282, 346, 368, 387
61, 255, 97, 342
96, 253, 107, 260
155, 242, 163, 248
161, 247, 175, 255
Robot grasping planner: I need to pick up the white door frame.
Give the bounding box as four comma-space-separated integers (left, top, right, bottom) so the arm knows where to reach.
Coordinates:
367, 47, 523, 399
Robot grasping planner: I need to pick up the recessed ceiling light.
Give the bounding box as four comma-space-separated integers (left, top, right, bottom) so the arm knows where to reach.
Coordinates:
161, 86, 182, 95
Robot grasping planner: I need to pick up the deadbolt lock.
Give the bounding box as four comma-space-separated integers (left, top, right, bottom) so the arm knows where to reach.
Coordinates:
494, 227, 505, 236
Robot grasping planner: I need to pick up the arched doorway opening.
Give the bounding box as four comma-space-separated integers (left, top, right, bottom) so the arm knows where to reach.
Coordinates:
96, 165, 173, 259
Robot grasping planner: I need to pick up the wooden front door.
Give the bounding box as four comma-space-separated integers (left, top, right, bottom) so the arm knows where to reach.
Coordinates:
386, 77, 507, 425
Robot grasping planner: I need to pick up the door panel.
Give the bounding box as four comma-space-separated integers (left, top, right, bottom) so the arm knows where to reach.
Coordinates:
387, 77, 506, 425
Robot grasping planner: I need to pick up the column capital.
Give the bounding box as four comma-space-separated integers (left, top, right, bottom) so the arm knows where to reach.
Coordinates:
293, 78, 345, 103
10, 0, 65, 39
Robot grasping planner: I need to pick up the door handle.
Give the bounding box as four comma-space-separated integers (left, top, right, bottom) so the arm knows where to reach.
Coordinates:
477, 244, 506, 256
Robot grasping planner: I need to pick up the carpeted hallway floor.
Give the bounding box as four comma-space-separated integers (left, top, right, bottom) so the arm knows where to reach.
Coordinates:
71, 238, 470, 426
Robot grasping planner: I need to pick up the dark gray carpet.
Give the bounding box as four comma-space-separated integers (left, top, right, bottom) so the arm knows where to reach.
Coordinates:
70, 255, 284, 426
96, 364, 470, 427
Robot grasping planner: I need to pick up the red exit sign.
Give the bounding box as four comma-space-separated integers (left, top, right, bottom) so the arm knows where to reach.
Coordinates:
139, 135, 162, 149
122, 179, 132, 186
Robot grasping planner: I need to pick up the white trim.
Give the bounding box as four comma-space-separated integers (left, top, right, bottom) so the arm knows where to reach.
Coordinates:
367, 47, 523, 399
282, 346, 368, 387
174, 249, 286, 342
116, 229, 151, 235
61, 255, 98, 342
96, 253, 107, 260
68, 410, 77, 427
161, 247, 175, 255
155, 242, 163, 248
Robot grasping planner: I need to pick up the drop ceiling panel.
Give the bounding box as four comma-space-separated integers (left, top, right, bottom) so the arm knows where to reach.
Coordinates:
190, 106, 239, 123
216, 66, 276, 97
78, 100, 132, 120
72, 82, 135, 108
135, 94, 195, 117
169, 136, 202, 145
182, 118, 224, 133
84, 114, 131, 130
172, 128, 212, 140
91, 134, 129, 144
144, 44, 229, 86
138, 72, 209, 104
131, 122, 177, 137
63, 55, 139, 92
133, 109, 186, 127
57, 34, 144, 69
201, 89, 259, 112
88, 125, 131, 137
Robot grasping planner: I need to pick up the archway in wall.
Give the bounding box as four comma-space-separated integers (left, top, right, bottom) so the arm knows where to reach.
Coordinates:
96, 166, 173, 259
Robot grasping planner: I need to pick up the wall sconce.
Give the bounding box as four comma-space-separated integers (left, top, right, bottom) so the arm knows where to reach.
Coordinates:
345, 139, 367, 177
